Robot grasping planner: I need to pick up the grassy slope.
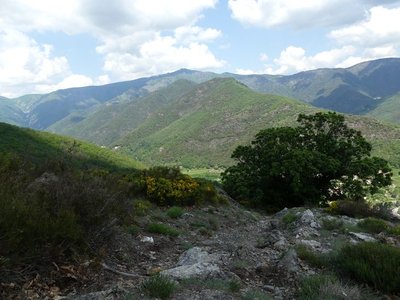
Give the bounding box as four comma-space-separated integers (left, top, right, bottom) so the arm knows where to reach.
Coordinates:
48, 79, 198, 146
118, 78, 318, 167
0, 122, 144, 170
0, 98, 26, 126
115, 78, 400, 169
367, 93, 400, 124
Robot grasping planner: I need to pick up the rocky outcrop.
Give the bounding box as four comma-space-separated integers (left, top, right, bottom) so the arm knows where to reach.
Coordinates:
161, 247, 226, 280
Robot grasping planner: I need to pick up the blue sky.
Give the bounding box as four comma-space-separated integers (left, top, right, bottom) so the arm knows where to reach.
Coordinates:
1, 0, 400, 97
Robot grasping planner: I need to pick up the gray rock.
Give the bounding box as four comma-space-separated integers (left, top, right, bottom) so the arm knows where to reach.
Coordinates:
263, 284, 276, 292
298, 240, 321, 249
161, 262, 220, 280
177, 247, 222, 266
140, 236, 154, 243
294, 227, 320, 239
278, 249, 299, 273
161, 247, 223, 280
349, 232, 377, 242
273, 237, 288, 250
300, 209, 320, 228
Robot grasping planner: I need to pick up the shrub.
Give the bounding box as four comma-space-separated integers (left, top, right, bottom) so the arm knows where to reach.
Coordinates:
299, 274, 374, 300
133, 199, 152, 216
357, 217, 388, 234
222, 112, 392, 209
0, 162, 134, 256
387, 225, 400, 236
146, 223, 180, 237
126, 225, 140, 236
331, 200, 376, 218
141, 274, 177, 299
166, 206, 184, 219
145, 175, 199, 206
296, 245, 329, 268
282, 212, 298, 225
334, 242, 400, 293
181, 278, 241, 293
241, 290, 272, 300
321, 217, 344, 231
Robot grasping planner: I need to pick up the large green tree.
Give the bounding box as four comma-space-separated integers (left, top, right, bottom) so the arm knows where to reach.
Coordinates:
222, 112, 392, 209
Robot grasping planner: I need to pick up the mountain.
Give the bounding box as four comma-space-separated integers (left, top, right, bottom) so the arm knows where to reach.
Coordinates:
235, 58, 400, 115
367, 92, 400, 124
48, 79, 198, 146
4, 69, 218, 130
2, 58, 400, 130
0, 122, 144, 170
111, 77, 400, 168
0, 97, 26, 126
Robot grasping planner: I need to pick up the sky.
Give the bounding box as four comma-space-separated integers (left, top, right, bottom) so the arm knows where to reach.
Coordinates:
1, 0, 400, 98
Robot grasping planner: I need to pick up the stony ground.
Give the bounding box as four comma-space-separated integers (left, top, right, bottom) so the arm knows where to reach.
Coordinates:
3, 200, 400, 299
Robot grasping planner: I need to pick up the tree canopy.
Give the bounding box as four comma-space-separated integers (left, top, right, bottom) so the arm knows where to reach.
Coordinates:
222, 112, 392, 209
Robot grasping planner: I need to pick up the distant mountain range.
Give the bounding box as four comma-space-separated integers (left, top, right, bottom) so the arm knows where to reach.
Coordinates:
2, 57, 400, 168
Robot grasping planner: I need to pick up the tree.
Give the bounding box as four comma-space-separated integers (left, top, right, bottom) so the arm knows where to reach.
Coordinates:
222, 112, 392, 209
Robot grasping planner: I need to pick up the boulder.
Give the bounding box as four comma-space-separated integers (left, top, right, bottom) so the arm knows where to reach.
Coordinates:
161, 247, 223, 280
349, 232, 377, 242
299, 209, 320, 229
278, 249, 299, 273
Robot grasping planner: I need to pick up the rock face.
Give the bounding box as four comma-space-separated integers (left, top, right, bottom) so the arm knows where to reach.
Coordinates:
42, 205, 399, 300
161, 247, 224, 280
349, 232, 377, 242
300, 209, 320, 229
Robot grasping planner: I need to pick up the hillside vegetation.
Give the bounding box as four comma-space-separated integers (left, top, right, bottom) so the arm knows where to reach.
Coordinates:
2, 58, 400, 133
111, 78, 400, 169
0, 122, 144, 170
117, 78, 317, 167
368, 93, 400, 124
49, 79, 198, 146
0, 123, 224, 264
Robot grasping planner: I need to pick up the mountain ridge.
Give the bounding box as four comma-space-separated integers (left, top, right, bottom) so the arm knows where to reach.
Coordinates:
2, 57, 400, 130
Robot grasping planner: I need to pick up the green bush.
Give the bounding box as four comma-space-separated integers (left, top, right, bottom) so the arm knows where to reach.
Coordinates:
387, 225, 400, 236
126, 225, 140, 236
282, 212, 298, 225
222, 112, 392, 209
133, 199, 153, 216
299, 274, 375, 300
241, 290, 272, 300
0, 154, 136, 258
331, 200, 377, 218
141, 274, 177, 299
357, 217, 388, 233
296, 245, 329, 268
146, 223, 180, 237
321, 218, 344, 231
166, 206, 184, 219
334, 242, 400, 293
143, 167, 225, 207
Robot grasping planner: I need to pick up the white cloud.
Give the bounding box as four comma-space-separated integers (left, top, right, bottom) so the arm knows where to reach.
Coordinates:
0, 0, 223, 95
235, 68, 259, 75
175, 26, 222, 45
103, 33, 224, 80
35, 75, 94, 94
260, 53, 269, 62
0, 29, 72, 97
264, 46, 357, 74
263, 45, 398, 75
330, 6, 400, 47
247, 4, 400, 75
228, 0, 400, 28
